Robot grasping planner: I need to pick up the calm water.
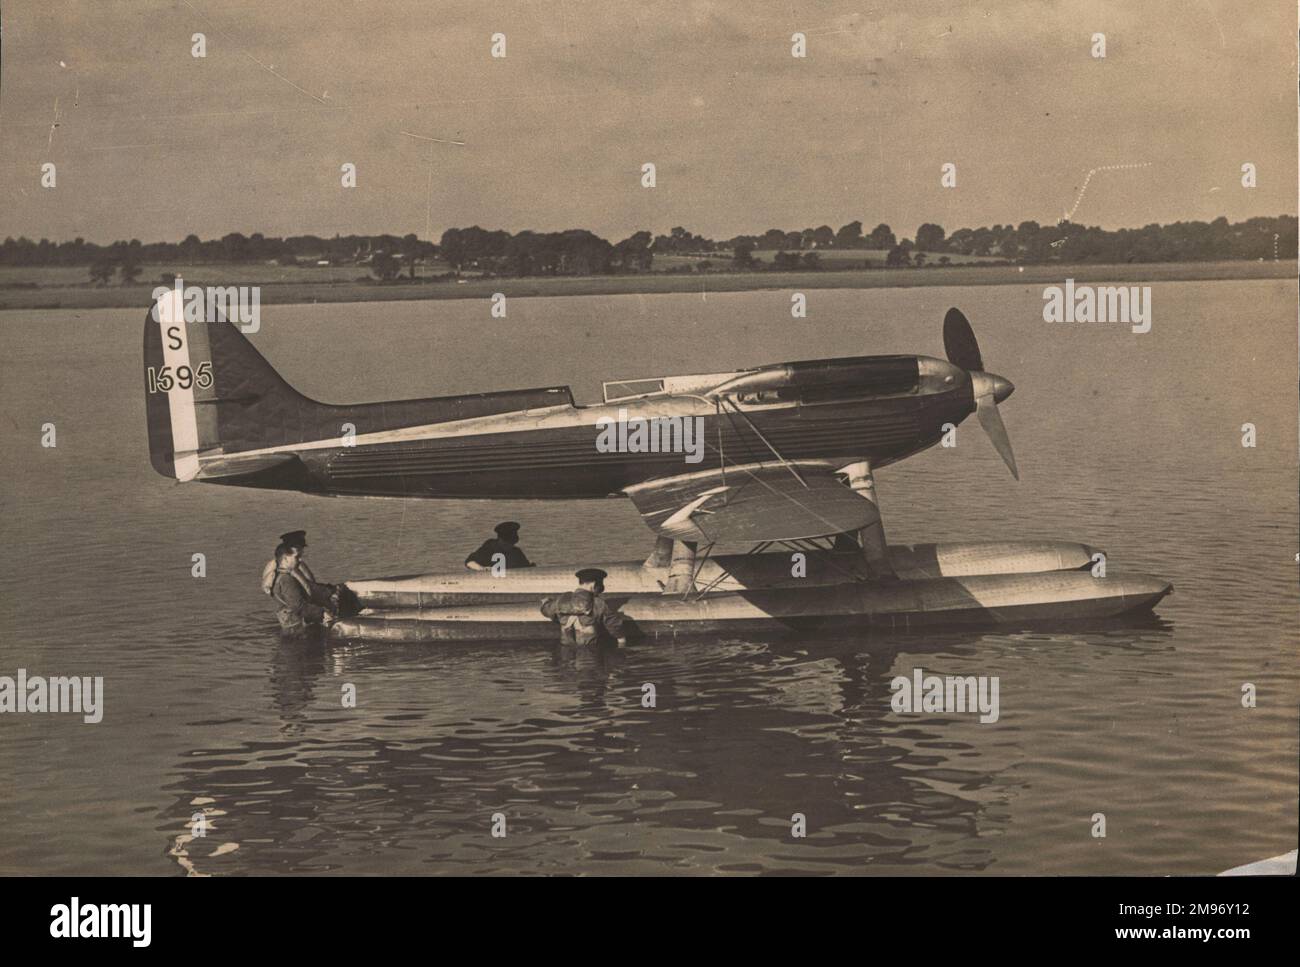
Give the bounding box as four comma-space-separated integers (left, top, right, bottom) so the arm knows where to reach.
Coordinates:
1, 280, 1296, 875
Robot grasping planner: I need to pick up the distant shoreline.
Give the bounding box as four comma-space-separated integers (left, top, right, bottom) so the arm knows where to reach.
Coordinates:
0, 259, 1292, 312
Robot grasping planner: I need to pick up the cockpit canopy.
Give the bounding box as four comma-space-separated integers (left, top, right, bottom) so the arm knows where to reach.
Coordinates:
602, 355, 920, 405
601, 370, 744, 404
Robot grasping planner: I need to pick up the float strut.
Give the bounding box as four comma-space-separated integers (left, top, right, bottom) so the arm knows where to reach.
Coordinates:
663, 540, 698, 595
644, 535, 675, 569
842, 460, 897, 581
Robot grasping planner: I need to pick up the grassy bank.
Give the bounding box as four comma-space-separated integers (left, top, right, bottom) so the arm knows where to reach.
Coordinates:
0, 259, 1292, 311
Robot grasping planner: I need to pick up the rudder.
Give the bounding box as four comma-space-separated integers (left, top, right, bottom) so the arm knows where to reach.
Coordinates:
143, 288, 316, 480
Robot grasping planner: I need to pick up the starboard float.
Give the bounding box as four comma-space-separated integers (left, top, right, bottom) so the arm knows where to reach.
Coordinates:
348, 540, 1105, 608
142, 291, 1173, 642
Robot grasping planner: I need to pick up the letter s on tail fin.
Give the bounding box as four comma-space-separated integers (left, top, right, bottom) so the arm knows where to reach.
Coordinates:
143, 290, 316, 483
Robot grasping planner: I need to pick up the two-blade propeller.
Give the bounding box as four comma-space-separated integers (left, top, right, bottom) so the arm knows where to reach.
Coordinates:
943, 307, 1019, 480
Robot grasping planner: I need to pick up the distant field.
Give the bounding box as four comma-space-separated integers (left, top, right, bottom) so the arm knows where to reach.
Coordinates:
747, 248, 999, 266
0, 247, 1046, 291
0, 259, 1292, 311
654, 249, 998, 270
0, 260, 454, 288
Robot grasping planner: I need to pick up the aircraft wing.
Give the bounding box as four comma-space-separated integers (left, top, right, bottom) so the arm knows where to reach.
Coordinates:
623, 460, 879, 544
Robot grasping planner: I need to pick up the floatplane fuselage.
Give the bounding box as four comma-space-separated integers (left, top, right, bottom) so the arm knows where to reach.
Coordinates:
144, 290, 1015, 508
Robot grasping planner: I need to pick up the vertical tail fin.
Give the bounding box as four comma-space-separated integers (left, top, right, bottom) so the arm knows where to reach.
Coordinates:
143, 287, 316, 480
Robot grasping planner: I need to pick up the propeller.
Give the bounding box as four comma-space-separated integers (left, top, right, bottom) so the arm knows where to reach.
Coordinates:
943, 307, 984, 372
943, 308, 1019, 480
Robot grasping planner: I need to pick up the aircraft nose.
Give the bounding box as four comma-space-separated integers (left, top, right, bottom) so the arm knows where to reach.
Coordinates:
988, 373, 1014, 404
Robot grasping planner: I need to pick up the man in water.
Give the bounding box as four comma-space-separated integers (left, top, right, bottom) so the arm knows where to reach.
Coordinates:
540, 568, 628, 647
271, 543, 336, 635
464, 521, 535, 572
261, 530, 336, 606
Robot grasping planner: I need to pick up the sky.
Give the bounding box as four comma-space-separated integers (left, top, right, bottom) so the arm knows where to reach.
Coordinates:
0, 0, 1295, 244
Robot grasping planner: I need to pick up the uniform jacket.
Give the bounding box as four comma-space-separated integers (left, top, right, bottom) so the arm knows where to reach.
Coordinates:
271, 568, 327, 634
540, 589, 625, 646
261, 559, 317, 594
465, 539, 533, 570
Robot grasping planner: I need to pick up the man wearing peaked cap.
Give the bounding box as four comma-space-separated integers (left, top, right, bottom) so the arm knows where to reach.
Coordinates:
261, 529, 336, 608
540, 567, 627, 648
465, 521, 534, 572
270, 542, 335, 635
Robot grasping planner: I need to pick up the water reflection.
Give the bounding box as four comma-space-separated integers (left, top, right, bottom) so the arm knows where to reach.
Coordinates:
159, 617, 1175, 874
269, 634, 329, 734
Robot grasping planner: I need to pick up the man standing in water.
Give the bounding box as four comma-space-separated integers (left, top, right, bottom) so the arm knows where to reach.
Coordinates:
271, 543, 337, 635
541, 568, 628, 647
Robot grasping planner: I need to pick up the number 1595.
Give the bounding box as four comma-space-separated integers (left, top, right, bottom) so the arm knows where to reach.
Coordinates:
147, 361, 212, 393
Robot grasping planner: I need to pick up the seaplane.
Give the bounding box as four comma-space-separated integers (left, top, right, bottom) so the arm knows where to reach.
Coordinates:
143, 289, 1172, 642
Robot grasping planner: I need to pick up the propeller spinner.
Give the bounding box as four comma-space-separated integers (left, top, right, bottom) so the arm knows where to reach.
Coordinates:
943, 308, 1019, 480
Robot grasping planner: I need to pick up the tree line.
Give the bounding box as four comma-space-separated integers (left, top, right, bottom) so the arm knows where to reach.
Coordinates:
440, 216, 1297, 274
0, 215, 1293, 282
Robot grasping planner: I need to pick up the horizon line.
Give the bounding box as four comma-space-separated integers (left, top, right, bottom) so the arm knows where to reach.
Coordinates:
4, 211, 1296, 250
